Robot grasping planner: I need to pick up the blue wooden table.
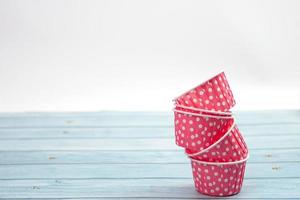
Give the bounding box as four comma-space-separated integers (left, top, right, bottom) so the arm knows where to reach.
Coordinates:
0, 111, 299, 199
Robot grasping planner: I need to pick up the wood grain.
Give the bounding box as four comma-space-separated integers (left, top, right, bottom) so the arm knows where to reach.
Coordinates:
0, 111, 299, 199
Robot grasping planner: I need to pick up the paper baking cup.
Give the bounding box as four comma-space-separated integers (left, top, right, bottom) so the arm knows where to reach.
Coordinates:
174, 108, 234, 151
190, 155, 248, 197
185, 122, 248, 162
173, 72, 235, 112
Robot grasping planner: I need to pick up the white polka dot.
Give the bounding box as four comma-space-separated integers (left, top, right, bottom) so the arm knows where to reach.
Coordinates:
205, 100, 209, 104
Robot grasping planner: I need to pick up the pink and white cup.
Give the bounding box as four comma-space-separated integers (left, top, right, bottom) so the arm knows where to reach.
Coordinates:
173, 72, 235, 113
185, 121, 248, 162
190, 155, 248, 197
174, 107, 234, 152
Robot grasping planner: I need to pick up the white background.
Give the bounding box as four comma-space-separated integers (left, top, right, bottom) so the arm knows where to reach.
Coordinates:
0, 0, 299, 112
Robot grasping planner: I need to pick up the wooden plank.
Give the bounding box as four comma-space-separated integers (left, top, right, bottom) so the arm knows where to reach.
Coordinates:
13, 199, 296, 200
0, 124, 299, 139
0, 149, 299, 165
0, 178, 299, 198
0, 111, 299, 128
0, 111, 298, 199
0, 110, 298, 117
0, 162, 298, 179
0, 198, 287, 200
0, 199, 288, 200
0, 135, 299, 151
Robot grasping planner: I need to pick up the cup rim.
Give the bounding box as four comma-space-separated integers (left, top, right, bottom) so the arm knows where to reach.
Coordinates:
189, 153, 249, 165
174, 104, 233, 116
173, 108, 234, 119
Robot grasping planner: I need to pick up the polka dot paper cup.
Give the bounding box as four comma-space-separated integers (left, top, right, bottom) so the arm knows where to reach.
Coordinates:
190, 155, 248, 197
174, 108, 234, 152
185, 122, 248, 162
173, 72, 236, 113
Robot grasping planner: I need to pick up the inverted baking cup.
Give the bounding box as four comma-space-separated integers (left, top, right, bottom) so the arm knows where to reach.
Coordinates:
173, 72, 249, 197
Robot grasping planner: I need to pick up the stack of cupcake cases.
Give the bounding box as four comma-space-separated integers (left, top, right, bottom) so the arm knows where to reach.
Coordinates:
173, 72, 249, 197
